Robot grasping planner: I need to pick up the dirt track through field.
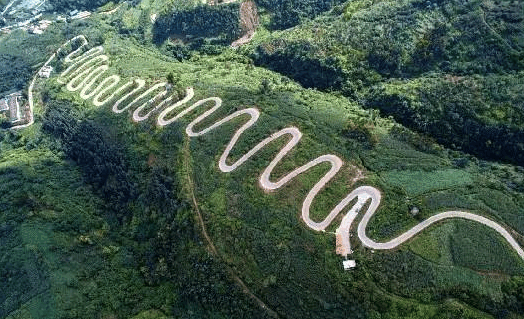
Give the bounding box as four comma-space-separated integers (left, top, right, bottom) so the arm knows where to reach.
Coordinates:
28, 35, 524, 264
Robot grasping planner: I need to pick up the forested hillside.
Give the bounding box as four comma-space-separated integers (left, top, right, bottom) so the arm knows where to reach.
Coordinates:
0, 54, 31, 95
1, 0, 524, 318
241, 0, 524, 166
153, 2, 242, 44
254, 0, 346, 29
47, 0, 123, 12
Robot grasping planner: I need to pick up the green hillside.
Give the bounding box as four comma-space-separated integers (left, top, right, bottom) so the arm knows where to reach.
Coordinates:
242, 0, 524, 166
1, 0, 524, 318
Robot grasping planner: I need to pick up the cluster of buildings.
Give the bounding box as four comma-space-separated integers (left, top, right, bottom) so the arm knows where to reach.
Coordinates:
1, 0, 47, 32
0, 91, 24, 124
27, 17, 51, 34
0, 64, 52, 126
1, 0, 91, 35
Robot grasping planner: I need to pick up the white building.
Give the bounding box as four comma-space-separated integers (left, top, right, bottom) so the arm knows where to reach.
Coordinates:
38, 65, 53, 78
5, 92, 23, 122
343, 260, 356, 271
39, 19, 52, 28
29, 25, 42, 34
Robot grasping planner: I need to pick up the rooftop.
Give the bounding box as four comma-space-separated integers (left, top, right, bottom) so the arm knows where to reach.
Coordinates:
343, 260, 356, 270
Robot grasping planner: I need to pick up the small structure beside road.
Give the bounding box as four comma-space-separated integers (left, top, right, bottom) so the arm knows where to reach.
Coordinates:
38, 65, 53, 78
343, 260, 356, 270
0, 91, 24, 124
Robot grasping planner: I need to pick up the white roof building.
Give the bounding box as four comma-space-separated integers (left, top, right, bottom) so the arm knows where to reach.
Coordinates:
29, 25, 43, 34
38, 65, 53, 78
343, 260, 356, 270
39, 19, 52, 27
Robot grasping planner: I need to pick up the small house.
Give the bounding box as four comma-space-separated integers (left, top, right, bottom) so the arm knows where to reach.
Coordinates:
29, 25, 43, 34
39, 20, 52, 29
38, 65, 53, 78
343, 260, 356, 271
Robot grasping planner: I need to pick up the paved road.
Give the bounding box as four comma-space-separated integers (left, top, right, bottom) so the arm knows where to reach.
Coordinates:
168, 89, 524, 261
13, 35, 89, 129
356, 187, 524, 260
36, 34, 524, 262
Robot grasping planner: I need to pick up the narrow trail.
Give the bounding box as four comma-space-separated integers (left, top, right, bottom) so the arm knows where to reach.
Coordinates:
27, 35, 524, 266
183, 139, 279, 318
231, 30, 255, 48
1, 0, 14, 15
99, 3, 123, 15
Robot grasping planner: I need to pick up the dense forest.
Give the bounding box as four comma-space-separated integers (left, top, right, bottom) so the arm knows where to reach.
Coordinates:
31, 95, 269, 318
247, 0, 524, 166
253, 40, 347, 90
0, 54, 31, 96
153, 3, 242, 44
365, 76, 524, 167
42, 101, 135, 224
254, 0, 346, 29
47, 0, 123, 12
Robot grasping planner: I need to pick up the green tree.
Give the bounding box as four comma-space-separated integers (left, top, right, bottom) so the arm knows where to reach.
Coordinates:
166, 71, 180, 86
259, 78, 271, 94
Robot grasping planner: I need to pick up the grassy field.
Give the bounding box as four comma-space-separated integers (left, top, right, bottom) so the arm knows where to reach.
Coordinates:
383, 169, 473, 196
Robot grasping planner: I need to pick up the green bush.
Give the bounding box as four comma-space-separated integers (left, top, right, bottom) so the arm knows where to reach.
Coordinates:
0, 54, 31, 96
255, 0, 346, 30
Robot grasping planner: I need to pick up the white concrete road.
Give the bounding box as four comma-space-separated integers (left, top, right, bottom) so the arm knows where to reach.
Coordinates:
26, 34, 524, 262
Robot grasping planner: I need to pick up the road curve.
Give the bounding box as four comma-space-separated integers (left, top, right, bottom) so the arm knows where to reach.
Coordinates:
13, 35, 89, 130
30, 35, 524, 262
355, 187, 524, 260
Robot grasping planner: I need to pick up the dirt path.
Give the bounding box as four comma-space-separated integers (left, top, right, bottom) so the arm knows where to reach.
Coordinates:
99, 3, 123, 15
12, 35, 88, 130
182, 138, 280, 318
231, 30, 255, 48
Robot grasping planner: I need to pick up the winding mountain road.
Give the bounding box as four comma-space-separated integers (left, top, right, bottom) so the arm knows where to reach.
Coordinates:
24, 35, 524, 263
